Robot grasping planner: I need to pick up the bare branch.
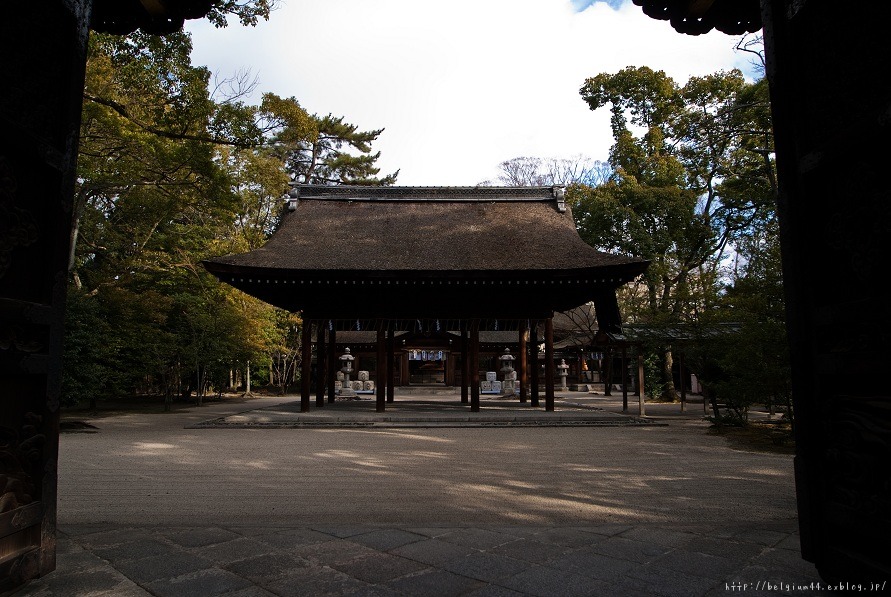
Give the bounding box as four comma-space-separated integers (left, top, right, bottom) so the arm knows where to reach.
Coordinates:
210, 67, 260, 104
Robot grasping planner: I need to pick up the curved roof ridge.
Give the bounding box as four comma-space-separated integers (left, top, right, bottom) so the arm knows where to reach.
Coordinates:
291, 184, 564, 203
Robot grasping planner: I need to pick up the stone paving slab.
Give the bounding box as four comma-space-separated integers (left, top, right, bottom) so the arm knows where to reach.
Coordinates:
16, 521, 829, 597
16, 391, 831, 596
186, 396, 663, 429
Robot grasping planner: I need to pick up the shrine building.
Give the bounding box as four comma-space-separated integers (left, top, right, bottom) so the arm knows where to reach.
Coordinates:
203, 184, 648, 413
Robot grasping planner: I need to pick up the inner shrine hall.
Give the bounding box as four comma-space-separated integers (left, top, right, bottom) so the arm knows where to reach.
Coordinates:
203, 184, 648, 413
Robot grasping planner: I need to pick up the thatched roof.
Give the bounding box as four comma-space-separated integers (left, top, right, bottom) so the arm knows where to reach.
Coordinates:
206, 185, 644, 274
203, 185, 648, 321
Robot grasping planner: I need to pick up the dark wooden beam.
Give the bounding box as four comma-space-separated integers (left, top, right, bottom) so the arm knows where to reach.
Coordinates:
637, 350, 646, 416
460, 322, 469, 404
301, 319, 312, 412
621, 345, 628, 413
530, 324, 540, 407
470, 320, 480, 412
376, 327, 386, 412
519, 321, 528, 403
387, 325, 395, 403
544, 316, 555, 411
316, 322, 326, 407
0, 2, 94, 584
327, 326, 337, 403
592, 288, 623, 335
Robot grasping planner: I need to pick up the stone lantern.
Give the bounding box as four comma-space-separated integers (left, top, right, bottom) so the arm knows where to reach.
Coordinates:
500, 348, 517, 395
499, 348, 515, 376
339, 347, 356, 398
557, 358, 569, 391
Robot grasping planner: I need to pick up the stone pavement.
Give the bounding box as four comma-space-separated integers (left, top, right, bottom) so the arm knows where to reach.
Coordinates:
185, 392, 661, 429
27, 520, 822, 597
15, 391, 831, 596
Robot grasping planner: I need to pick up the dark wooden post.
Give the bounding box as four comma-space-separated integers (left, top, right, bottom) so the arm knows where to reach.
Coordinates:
470, 320, 480, 412
678, 351, 686, 412
519, 321, 528, 402
327, 326, 337, 403
621, 344, 628, 413
0, 2, 94, 584
637, 349, 646, 417
530, 323, 540, 407
316, 323, 326, 407
544, 316, 555, 411
376, 327, 386, 412
603, 347, 613, 396
758, 6, 891, 577
387, 325, 395, 403
460, 322, 469, 404
301, 319, 312, 412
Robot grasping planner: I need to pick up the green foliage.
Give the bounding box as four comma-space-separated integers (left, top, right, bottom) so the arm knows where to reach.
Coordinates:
68, 26, 393, 406
62, 286, 177, 406
641, 350, 662, 401
270, 108, 399, 185
204, 0, 277, 28
575, 64, 780, 407
61, 290, 111, 407
692, 220, 791, 425
65, 30, 314, 405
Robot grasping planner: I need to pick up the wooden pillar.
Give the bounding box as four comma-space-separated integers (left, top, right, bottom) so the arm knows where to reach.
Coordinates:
679, 351, 686, 412
518, 321, 528, 403
460, 322, 469, 404
301, 319, 312, 412
603, 347, 613, 396
327, 326, 337, 403
530, 324, 540, 407
387, 326, 395, 403
637, 349, 646, 417
376, 327, 386, 412
316, 323, 326, 407
0, 4, 93, 583
470, 320, 480, 412
621, 344, 628, 413
544, 316, 555, 412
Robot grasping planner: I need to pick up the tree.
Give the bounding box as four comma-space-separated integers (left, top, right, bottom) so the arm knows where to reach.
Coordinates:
65, 24, 399, 408
73, 30, 257, 287
491, 156, 611, 187
573, 65, 776, 401
204, 0, 278, 28
65, 30, 292, 407
272, 110, 399, 185
686, 218, 790, 425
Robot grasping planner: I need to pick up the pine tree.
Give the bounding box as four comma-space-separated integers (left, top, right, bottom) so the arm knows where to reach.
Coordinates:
277, 113, 398, 185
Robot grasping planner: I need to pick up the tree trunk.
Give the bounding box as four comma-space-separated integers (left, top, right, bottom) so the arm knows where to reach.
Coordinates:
245, 360, 251, 395
662, 347, 679, 401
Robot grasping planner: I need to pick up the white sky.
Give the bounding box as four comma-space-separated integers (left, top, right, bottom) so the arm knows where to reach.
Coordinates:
185, 0, 759, 186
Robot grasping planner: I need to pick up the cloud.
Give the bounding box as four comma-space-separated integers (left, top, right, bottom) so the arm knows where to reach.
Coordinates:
572, 0, 623, 11
186, 0, 758, 185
